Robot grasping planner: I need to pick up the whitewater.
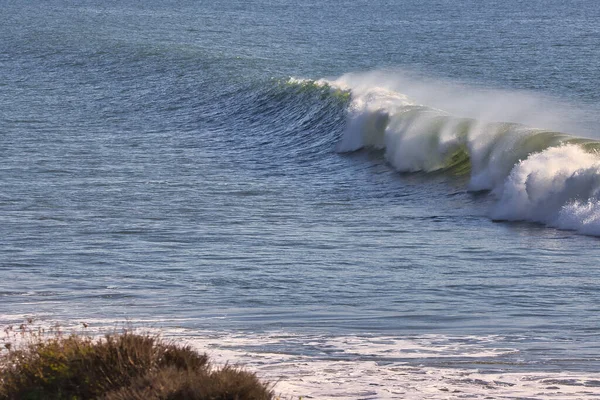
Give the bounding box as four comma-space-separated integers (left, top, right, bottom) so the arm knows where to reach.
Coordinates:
296, 71, 600, 236
2, 0, 600, 399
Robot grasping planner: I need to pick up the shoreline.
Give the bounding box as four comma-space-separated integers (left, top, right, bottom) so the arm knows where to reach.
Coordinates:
3, 319, 599, 399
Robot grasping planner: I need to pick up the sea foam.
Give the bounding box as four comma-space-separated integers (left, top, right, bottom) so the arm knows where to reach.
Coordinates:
315, 70, 600, 236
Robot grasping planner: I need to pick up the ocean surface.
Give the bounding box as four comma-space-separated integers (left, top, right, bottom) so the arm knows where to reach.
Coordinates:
2, 0, 600, 398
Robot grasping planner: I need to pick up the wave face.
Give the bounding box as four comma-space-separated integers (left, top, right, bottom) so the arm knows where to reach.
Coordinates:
295, 71, 600, 236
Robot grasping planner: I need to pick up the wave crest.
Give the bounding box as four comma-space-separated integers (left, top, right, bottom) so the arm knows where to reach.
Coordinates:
317, 71, 600, 235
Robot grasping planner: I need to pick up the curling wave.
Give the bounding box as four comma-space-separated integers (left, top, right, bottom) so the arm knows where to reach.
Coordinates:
288, 72, 600, 236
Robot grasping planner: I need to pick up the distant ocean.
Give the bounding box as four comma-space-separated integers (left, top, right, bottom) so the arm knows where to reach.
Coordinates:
2, 0, 600, 398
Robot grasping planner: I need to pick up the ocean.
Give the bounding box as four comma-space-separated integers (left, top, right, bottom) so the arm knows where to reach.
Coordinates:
2, 0, 600, 398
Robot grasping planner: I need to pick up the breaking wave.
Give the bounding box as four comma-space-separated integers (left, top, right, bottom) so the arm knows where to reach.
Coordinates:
285, 71, 600, 236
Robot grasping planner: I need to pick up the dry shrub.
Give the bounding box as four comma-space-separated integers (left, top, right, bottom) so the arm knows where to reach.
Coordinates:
103, 365, 273, 400
0, 327, 272, 400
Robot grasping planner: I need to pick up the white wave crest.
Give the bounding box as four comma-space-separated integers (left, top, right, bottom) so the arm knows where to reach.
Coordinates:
493, 145, 600, 231
327, 70, 600, 235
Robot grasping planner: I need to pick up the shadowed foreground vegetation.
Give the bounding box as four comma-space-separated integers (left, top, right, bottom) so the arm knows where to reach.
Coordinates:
0, 325, 273, 400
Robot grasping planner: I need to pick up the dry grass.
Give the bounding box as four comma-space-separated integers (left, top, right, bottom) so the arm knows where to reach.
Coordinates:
0, 323, 273, 400
103, 365, 272, 400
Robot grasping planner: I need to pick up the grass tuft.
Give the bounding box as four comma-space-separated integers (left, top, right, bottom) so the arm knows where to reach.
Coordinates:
103, 365, 271, 400
0, 324, 273, 400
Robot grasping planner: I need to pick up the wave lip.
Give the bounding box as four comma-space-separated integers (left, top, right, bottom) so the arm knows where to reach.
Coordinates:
310, 71, 600, 236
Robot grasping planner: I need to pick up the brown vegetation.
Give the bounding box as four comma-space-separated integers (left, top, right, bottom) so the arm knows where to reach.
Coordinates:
0, 324, 273, 400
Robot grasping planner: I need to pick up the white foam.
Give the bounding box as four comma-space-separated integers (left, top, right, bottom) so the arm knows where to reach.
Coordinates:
326, 69, 593, 137
3, 316, 599, 400
179, 331, 600, 400
556, 200, 600, 235
491, 144, 600, 233
322, 69, 600, 235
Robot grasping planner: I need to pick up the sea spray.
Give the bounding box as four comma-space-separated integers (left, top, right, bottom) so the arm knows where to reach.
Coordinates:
492, 145, 600, 229
305, 70, 600, 235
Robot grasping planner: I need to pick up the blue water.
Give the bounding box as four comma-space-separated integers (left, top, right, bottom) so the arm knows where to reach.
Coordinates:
2, 1, 600, 397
